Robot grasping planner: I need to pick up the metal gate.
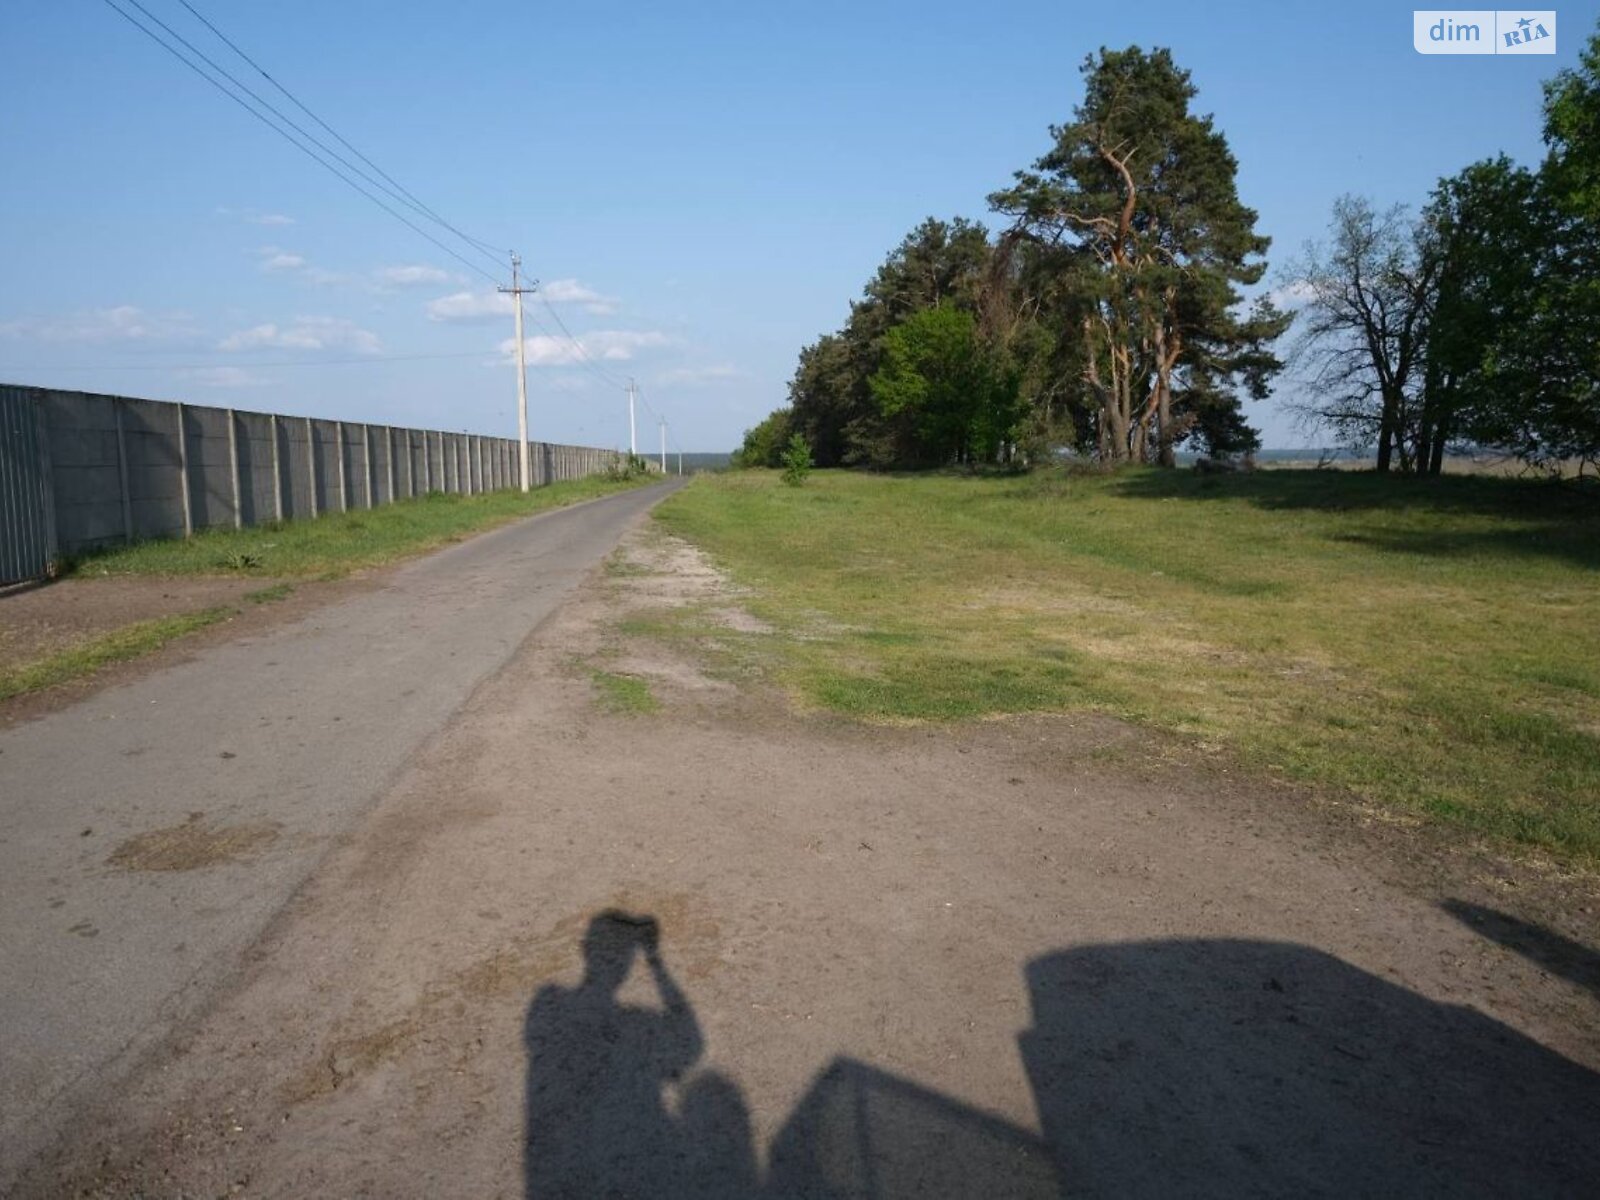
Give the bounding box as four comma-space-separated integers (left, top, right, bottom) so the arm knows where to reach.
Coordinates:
0, 387, 54, 585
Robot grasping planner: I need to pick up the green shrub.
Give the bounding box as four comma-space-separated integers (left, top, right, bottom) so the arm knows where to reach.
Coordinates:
781, 434, 813, 487
605, 453, 652, 481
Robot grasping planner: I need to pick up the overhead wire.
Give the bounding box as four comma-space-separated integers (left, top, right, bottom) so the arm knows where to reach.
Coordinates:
632, 384, 687, 461
171, 0, 507, 266
98, 0, 507, 287
536, 295, 633, 391
95, 1, 687, 441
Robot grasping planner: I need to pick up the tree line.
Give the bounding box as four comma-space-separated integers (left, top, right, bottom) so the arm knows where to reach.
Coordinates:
1287, 27, 1600, 474
736, 29, 1599, 476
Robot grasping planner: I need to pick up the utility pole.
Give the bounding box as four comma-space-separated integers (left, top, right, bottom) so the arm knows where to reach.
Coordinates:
627, 378, 638, 459
499, 254, 536, 491
659, 418, 667, 474
676, 448, 682, 477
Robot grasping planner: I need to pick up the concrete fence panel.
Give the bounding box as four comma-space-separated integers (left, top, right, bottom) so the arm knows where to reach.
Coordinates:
0, 384, 640, 580
309, 419, 337, 515
279, 417, 311, 521
120, 397, 187, 543
39, 391, 123, 553
182, 404, 233, 533
234, 410, 275, 528
373, 426, 393, 507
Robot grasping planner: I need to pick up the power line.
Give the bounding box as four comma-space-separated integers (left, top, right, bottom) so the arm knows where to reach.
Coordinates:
98, 0, 506, 288
634, 384, 664, 424
633, 384, 688, 463
510, 293, 652, 405
117, 0, 503, 272
537, 295, 632, 391
95, 3, 684, 450
515, 300, 691, 457
104, 5, 659, 404
172, 0, 507, 267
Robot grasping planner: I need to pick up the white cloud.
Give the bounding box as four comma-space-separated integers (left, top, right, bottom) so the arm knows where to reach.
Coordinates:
656, 363, 741, 386
0, 306, 199, 343
254, 245, 307, 273
261, 251, 307, 273
541, 278, 617, 315
179, 366, 269, 389
218, 316, 382, 355
376, 264, 452, 288
1268, 280, 1318, 310
428, 278, 617, 322
254, 246, 345, 285
427, 290, 513, 323
216, 207, 296, 227
497, 329, 670, 367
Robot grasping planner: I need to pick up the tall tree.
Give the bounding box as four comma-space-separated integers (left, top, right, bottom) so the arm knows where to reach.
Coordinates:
1292, 22, 1600, 476
857, 217, 991, 335
865, 305, 1022, 467
731, 407, 793, 469
787, 218, 994, 467
990, 46, 1283, 465
1418, 158, 1544, 473
1285, 197, 1437, 471
977, 225, 1122, 460
787, 334, 862, 467
1405, 23, 1600, 475
1529, 23, 1600, 471
1544, 23, 1600, 223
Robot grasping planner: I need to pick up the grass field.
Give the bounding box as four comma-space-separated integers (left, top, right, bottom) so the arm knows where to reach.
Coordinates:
66, 474, 655, 580
0, 608, 232, 703
656, 468, 1600, 863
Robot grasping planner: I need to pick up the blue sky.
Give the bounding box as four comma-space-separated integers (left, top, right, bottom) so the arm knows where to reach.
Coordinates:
2, 2, 1594, 451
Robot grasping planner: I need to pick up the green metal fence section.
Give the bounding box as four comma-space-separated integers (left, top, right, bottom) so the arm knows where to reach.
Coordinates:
0, 387, 55, 585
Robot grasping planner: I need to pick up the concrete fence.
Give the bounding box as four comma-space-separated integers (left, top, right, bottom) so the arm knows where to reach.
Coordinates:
0, 383, 639, 584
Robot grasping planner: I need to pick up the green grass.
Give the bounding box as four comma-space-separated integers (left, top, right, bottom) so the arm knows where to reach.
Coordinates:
244, 583, 294, 604
67, 475, 655, 580
656, 468, 1600, 863
590, 670, 659, 714
0, 608, 232, 703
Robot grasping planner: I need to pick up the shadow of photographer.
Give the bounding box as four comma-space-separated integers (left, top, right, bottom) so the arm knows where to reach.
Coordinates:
522, 910, 756, 1199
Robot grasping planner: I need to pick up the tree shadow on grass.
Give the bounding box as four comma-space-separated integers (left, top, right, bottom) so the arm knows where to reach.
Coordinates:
1105, 469, 1600, 569
525, 918, 1600, 1198
1325, 525, 1600, 570
1107, 465, 1594, 517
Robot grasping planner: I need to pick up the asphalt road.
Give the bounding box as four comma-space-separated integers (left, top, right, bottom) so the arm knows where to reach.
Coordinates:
0, 480, 679, 1185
